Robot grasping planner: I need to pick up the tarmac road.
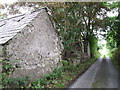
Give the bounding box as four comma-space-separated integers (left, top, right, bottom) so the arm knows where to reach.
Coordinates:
69, 56, 118, 88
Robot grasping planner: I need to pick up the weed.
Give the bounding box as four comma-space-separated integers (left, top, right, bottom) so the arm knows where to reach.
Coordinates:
1, 58, 97, 88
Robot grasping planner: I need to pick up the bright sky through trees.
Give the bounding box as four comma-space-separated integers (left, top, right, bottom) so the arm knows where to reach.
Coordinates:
0, 0, 17, 4
0, 1, 118, 57
98, 40, 109, 56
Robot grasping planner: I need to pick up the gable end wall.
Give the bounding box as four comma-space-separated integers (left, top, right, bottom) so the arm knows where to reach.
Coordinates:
5, 9, 63, 80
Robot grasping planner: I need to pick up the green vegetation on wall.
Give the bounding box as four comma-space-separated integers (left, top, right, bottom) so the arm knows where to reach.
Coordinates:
89, 35, 100, 58
1, 58, 97, 88
105, 2, 120, 71
110, 47, 120, 71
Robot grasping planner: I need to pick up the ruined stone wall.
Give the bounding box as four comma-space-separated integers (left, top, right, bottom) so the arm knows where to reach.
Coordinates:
0, 45, 3, 74
0, 45, 3, 60
5, 9, 63, 80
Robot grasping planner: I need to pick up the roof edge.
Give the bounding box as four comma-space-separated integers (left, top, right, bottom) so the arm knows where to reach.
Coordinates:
0, 7, 46, 22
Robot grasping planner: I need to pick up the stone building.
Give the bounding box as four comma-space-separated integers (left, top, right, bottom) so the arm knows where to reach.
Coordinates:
0, 8, 63, 80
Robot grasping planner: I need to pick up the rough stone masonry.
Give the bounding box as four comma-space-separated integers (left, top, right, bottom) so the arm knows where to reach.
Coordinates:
0, 8, 63, 80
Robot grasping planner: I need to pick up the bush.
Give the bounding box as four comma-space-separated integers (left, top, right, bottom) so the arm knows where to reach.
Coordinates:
111, 47, 120, 71
1, 58, 97, 88
62, 60, 76, 71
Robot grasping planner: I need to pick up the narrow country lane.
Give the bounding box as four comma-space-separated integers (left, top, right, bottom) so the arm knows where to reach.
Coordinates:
69, 56, 118, 88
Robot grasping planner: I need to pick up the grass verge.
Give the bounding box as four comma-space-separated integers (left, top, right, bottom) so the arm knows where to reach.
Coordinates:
110, 48, 120, 71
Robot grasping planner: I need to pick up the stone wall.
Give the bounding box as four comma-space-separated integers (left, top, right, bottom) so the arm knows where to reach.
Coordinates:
3, 9, 63, 80
0, 45, 3, 59
0, 45, 3, 75
87, 42, 91, 57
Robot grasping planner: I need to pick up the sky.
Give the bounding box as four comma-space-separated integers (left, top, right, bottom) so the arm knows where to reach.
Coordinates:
0, 0, 18, 4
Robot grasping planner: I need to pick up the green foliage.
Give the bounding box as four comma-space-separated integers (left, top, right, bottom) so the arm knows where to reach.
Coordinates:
104, 2, 120, 71
2, 59, 20, 74
47, 2, 108, 60
105, 2, 120, 49
54, 82, 64, 88
3, 64, 13, 72
103, 55, 106, 59
110, 47, 120, 71
46, 68, 64, 80
106, 30, 117, 49
0, 2, 115, 88
30, 58, 96, 88
1, 73, 9, 85
105, 2, 120, 9
62, 60, 76, 71
62, 60, 69, 66
1, 57, 97, 88
1, 72, 31, 88
9, 77, 29, 85
89, 35, 100, 57
105, 16, 119, 49
1, 59, 23, 88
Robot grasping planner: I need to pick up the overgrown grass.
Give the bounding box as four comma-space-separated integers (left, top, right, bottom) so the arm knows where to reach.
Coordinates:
110, 47, 120, 71
1, 57, 97, 88
27, 58, 97, 88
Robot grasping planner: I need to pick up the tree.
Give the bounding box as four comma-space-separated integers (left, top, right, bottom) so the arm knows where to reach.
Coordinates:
105, 2, 120, 49
0, 2, 109, 59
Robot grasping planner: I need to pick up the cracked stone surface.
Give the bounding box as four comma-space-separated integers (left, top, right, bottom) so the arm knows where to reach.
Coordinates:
0, 8, 63, 80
